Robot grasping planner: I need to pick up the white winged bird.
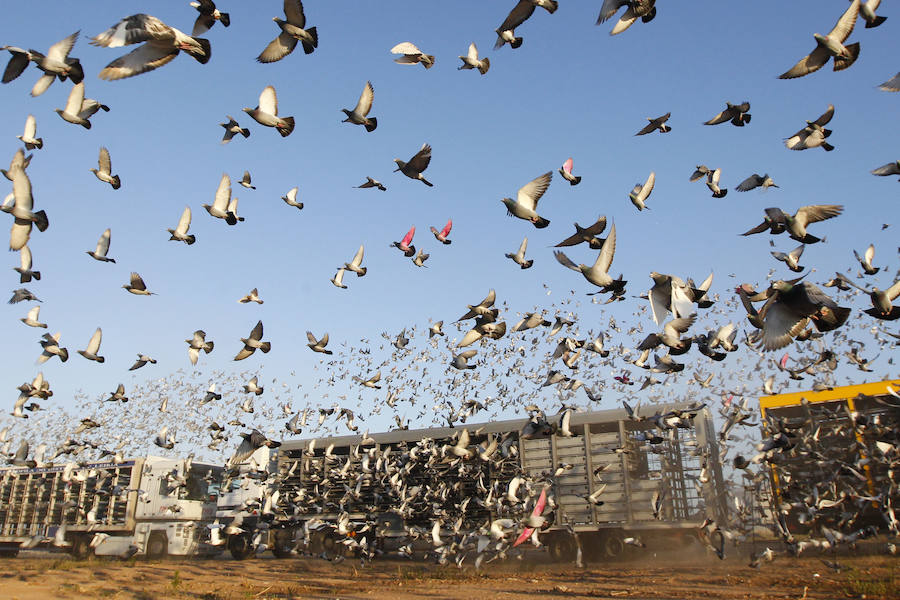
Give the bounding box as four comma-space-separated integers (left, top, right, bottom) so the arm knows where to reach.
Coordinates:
238, 288, 263, 304
38, 332, 67, 363
785, 105, 835, 152
234, 320, 270, 361
186, 330, 214, 365
341, 81, 377, 132
243, 85, 295, 137
90, 14, 211, 80
854, 244, 879, 275
17, 115, 42, 150
14, 244, 39, 283
203, 174, 239, 225
558, 157, 581, 185
90, 147, 120, 190
390, 42, 434, 69
458, 43, 489, 74
344, 244, 366, 276
239, 171, 255, 190
502, 171, 552, 228
771, 245, 805, 273
86, 228, 115, 263
77, 327, 104, 363
1, 30, 83, 96
554, 223, 622, 291
20, 305, 46, 328
307, 331, 331, 354
629, 171, 655, 211
506, 237, 533, 269
779, 0, 861, 79
705, 168, 727, 198
168, 206, 195, 244
54, 82, 108, 129
281, 186, 303, 210
3, 164, 48, 251
330, 267, 347, 289
597, 0, 658, 36
257, 0, 317, 63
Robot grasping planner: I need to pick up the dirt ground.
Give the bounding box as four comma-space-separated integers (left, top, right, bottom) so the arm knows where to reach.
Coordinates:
1, 550, 897, 600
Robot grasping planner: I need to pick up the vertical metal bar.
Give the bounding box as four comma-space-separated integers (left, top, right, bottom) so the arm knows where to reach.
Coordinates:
618, 419, 633, 524
582, 423, 596, 526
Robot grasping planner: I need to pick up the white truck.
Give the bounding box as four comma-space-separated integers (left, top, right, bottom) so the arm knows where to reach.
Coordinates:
0, 456, 222, 558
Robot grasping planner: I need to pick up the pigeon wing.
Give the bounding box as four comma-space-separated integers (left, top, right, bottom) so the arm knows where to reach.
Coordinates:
829, 0, 860, 42
86, 327, 102, 354
98, 147, 112, 173
350, 244, 364, 267
47, 31, 79, 62
779, 46, 830, 79
214, 174, 231, 211
406, 143, 432, 172
96, 229, 111, 256
593, 222, 617, 273
176, 206, 191, 233
516, 171, 552, 211
553, 250, 580, 272
285, 0, 307, 27
498, 1, 537, 31
354, 81, 374, 116
98, 42, 178, 80
400, 226, 415, 247
736, 175, 761, 192
258, 85, 278, 116
257, 33, 297, 63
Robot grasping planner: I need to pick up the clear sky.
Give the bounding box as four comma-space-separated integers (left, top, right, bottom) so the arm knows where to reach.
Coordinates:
1, 2, 898, 458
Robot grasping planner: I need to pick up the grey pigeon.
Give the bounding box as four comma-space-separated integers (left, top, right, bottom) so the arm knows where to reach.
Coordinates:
90, 147, 120, 189
785, 105, 835, 151
390, 42, 434, 68
55, 82, 108, 129
190, 0, 230, 36
770, 244, 805, 273
494, 0, 558, 49
341, 81, 377, 132
860, 0, 887, 27
555, 216, 607, 249
704, 102, 750, 126
736, 173, 778, 192
741, 204, 843, 244
879, 72, 900, 91
281, 187, 303, 210
597, 0, 657, 35
357, 177, 386, 191
9, 288, 40, 304
168, 206, 195, 244
90, 14, 211, 80
394, 143, 433, 187
234, 320, 270, 361
258, 0, 317, 62
244, 85, 295, 137
752, 278, 851, 350
87, 229, 115, 262
77, 327, 105, 363
553, 223, 622, 290
871, 161, 900, 181
220, 115, 250, 144
779, 0, 861, 79
635, 112, 671, 135
458, 43, 489, 74
1, 30, 83, 96
17, 115, 42, 150
629, 171, 654, 211
502, 171, 552, 228
506, 237, 534, 269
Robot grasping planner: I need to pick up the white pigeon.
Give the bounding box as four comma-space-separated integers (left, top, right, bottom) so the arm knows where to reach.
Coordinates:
17, 114, 42, 150
168, 206, 195, 244
203, 174, 239, 225
77, 327, 104, 363
86, 229, 115, 263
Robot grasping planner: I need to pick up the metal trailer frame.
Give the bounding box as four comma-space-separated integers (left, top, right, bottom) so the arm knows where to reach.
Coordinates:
0, 456, 223, 557
759, 379, 900, 534
264, 401, 727, 560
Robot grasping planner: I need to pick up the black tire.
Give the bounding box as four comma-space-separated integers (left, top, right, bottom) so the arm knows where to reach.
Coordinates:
547, 535, 576, 562
603, 532, 625, 559
271, 530, 295, 559
146, 533, 168, 559
70, 536, 92, 560
228, 534, 253, 560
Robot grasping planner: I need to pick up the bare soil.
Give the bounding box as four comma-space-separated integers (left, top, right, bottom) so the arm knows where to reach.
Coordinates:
0, 551, 897, 600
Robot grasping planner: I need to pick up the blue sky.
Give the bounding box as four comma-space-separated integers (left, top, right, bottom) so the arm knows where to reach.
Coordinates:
1, 2, 898, 456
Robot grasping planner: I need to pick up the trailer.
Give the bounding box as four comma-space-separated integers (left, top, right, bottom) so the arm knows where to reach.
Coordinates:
220, 400, 728, 561
0, 456, 222, 558
759, 379, 900, 536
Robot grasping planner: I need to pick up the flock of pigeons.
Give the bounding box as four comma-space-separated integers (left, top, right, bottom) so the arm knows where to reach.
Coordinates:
1, 0, 899, 567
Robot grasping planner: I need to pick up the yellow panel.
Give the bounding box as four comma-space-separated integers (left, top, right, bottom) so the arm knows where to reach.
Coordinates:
759, 379, 900, 412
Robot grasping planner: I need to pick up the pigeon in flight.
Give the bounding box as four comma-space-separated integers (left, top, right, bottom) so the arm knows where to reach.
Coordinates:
20, 306, 46, 328
77, 327, 105, 363
220, 115, 250, 144
837, 274, 900, 320
394, 143, 433, 186
37, 332, 67, 363
257, 0, 317, 62
3, 163, 48, 251
770, 244, 805, 273
391, 226, 416, 257
871, 161, 900, 181
357, 177, 386, 191
430, 219, 452, 244
167, 206, 195, 244
879, 72, 900, 91
186, 330, 214, 365
244, 85, 295, 137
495, 1, 558, 49
779, 0, 861, 79
555, 216, 607, 249
1, 30, 83, 96
307, 331, 331, 354
458, 43, 489, 74
412, 249, 429, 267
123, 272, 153, 295
238, 171, 255, 190
54, 82, 108, 129
753, 279, 850, 350
341, 81, 377, 132
281, 187, 303, 210
558, 158, 581, 185
629, 171, 655, 211
238, 288, 263, 304
741, 205, 843, 244
506, 237, 534, 269
736, 174, 778, 192
330, 267, 347, 289
203, 174, 239, 225
635, 112, 671, 135
554, 223, 624, 293
129, 354, 157, 371
9, 288, 40, 304
90, 147, 121, 190
860, 0, 887, 27
190, 0, 230, 36
704, 102, 751, 126
705, 168, 727, 198
234, 320, 271, 361
597, 0, 657, 35
785, 105, 835, 151
344, 244, 367, 276
90, 14, 211, 80
502, 171, 552, 228
17, 115, 42, 150
390, 42, 434, 69
853, 244, 879, 275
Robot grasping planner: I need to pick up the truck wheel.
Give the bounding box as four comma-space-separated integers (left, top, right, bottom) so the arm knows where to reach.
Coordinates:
271, 531, 295, 559
228, 534, 253, 560
146, 533, 168, 559
603, 532, 625, 559
548, 536, 576, 562
70, 536, 92, 560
